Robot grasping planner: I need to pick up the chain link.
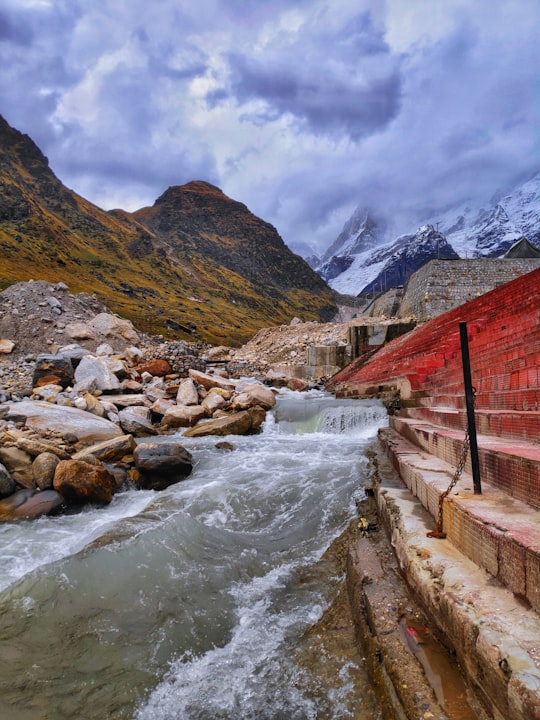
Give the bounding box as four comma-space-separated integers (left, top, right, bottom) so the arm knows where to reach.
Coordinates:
427, 388, 476, 538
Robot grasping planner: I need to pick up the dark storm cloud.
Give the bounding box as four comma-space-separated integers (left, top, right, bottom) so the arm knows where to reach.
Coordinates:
0, 0, 539, 253
222, 11, 401, 139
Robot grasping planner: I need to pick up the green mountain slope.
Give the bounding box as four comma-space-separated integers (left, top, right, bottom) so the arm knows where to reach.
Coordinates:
0, 114, 336, 345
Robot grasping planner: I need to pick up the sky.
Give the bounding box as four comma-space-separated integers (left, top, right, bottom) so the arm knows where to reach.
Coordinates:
1, 0, 540, 257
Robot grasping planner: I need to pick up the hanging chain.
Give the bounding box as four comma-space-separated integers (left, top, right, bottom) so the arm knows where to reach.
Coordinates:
427, 388, 476, 539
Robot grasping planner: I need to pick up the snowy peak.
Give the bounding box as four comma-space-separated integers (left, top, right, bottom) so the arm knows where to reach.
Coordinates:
319, 170, 540, 295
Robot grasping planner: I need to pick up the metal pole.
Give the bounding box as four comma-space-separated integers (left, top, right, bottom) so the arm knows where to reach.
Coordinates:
459, 322, 482, 494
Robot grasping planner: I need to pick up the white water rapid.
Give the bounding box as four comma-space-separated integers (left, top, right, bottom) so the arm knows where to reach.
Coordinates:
0, 389, 388, 719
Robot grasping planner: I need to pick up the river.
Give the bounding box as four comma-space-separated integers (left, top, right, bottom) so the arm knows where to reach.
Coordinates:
0, 389, 388, 719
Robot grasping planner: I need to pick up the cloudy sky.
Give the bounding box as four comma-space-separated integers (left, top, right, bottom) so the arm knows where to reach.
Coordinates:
1, 0, 539, 255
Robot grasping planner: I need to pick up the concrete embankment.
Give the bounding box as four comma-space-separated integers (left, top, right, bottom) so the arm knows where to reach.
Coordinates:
332, 268, 540, 719
348, 438, 540, 720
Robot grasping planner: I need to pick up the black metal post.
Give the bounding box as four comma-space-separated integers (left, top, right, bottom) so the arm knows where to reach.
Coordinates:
459, 322, 482, 494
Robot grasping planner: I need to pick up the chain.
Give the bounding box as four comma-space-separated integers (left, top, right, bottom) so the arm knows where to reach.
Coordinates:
427, 388, 476, 539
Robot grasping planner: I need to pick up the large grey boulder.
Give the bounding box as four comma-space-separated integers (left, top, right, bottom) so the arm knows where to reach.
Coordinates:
74, 356, 121, 392
2, 401, 123, 445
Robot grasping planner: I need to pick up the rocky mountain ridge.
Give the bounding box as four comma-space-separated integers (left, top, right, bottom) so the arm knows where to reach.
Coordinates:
0, 114, 336, 346
320, 171, 540, 295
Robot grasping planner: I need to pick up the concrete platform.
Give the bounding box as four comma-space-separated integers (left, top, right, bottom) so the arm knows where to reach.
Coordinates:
361, 434, 540, 719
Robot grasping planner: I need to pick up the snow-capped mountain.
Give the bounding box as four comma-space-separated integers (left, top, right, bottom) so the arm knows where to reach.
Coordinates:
319, 171, 540, 296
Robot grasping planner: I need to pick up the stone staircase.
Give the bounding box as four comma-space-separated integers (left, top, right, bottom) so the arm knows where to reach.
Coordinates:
329, 266, 540, 718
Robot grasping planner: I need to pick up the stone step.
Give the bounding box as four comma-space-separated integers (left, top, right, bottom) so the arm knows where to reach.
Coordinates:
390, 415, 540, 508
379, 427, 540, 613
370, 435, 540, 720
403, 406, 540, 443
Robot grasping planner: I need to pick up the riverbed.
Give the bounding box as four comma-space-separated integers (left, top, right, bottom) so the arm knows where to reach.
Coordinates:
0, 389, 388, 719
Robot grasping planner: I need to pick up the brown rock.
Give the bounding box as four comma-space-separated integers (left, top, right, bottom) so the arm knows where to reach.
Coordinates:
133, 441, 193, 490
32, 452, 61, 490
231, 384, 276, 410
0, 339, 15, 354
247, 405, 267, 431
188, 369, 236, 392
134, 359, 173, 377
0, 446, 34, 488
16, 437, 70, 460
183, 410, 252, 437
53, 459, 116, 504
176, 378, 199, 406
161, 405, 208, 429
0, 489, 64, 522
72, 435, 136, 464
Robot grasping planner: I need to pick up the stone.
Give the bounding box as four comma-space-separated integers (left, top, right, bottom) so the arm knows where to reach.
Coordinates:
89, 313, 140, 346
16, 437, 70, 460
118, 406, 157, 436
0, 339, 15, 354
58, 343, 88, 364
161, 405, 208, 429
133, 441, 193, 490
0, 446, 34, 488
134, 359, 173, 377
72, 435, 136, 464
83, 393, 107, 418
201, 392, 227, 414
247, 405, 267, 431
0, 489, 64, 522
231, 384, 276, 410
182, 411, 252, 438
3, 401, 124, 445
96, 343, 114, 356
53, 459, 116, 504
188, 369, 236, 392
32, 452, 61, 490
74, 356, 120, 392
104, 394, 150, 408
176, 378, 199, 406
0, 463, 16, 497
149, 398, 175, 418
65, 321, 96, 341
32, 354, 74, 389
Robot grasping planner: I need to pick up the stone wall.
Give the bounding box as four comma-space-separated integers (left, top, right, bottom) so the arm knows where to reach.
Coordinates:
398, 258, 540, 320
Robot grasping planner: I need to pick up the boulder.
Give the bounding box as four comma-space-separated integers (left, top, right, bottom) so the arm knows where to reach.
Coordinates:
104, 394, 151, 408
32, 354, 74, 389
231, 384, 276, 410
182, 411, 252, 438
16, 437, 70, 460
133, 441, 193, 490
188, 369, 235, 392
134, 359, 172, 377
201, 392, 228, 414
176, 378, 199, 406
0, 489, 64, 522
3, 401, 124, 445
247, 405, 267, 432
53, 459, 116, 505
0, 446, 34, 488
74, 356, 120, 392
118, 406, 157, 436
72, 435, 136, 464
161, 405, 208, 429
58, 343, 88, 365
0, 339, 15, 354
32, 452, 60, 490
89, 313, 140, 346
149, 398, 175, 418
0, 463, 16, 497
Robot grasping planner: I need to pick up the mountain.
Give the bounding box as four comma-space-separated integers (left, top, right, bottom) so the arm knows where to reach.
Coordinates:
0, 114, 336, 346
320, 172, 540, 295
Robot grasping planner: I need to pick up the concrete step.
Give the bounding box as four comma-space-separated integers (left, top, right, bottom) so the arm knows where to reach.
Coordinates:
369, 435, 540, 720
390, 415, 540, 508
379, 426, 540, 612
403, 406, 540, 443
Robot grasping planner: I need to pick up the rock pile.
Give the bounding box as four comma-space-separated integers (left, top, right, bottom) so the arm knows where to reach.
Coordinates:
0, 340, 278, 522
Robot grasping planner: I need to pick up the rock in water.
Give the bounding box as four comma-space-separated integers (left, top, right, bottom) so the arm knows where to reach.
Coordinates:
0, 488, 64, 522
53, 459, 116, 505
133, 441, 193, 490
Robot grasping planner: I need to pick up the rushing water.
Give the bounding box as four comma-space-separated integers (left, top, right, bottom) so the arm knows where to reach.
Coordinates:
0, 389, 388, 720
